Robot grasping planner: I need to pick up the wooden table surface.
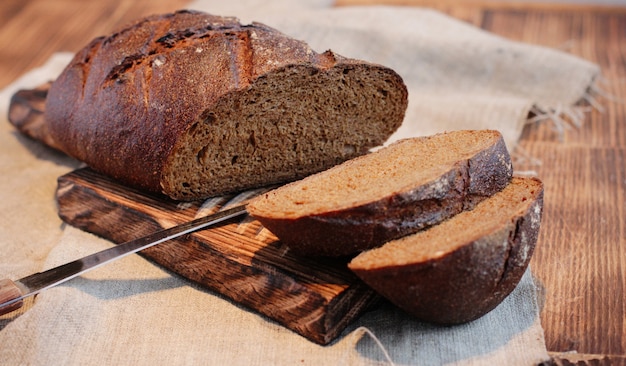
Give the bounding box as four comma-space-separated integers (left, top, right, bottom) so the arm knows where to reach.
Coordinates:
2, 0, 624, 364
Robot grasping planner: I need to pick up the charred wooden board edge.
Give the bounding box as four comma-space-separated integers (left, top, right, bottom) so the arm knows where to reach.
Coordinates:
55, 167, 380, 345
8, 84, 64, 152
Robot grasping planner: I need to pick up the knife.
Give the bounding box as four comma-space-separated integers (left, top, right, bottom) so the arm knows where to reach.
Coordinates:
0, 204, 248, 316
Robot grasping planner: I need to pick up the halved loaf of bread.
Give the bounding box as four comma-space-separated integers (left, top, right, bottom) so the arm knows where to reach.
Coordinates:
348, 176, 544, 324
41, 10, 408, 200
247, 130, 513, 257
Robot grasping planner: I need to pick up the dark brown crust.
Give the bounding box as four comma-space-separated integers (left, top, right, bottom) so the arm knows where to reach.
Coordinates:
44, 10, 320, 192
249, 132, 513, 257
43, 10, 407, 198
349, 177, 544, 324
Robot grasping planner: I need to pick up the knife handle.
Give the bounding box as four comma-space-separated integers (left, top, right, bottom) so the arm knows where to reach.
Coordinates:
0, 279, 24, 316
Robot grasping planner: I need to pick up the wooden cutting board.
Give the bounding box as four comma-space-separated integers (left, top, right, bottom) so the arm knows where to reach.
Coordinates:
9, 86, 380, 345
55, 167, 380, 345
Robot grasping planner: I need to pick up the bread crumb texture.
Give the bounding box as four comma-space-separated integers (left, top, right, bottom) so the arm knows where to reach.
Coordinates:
349, 177, 543, 268
248, 130, 504, 217
165, 62, 407, 199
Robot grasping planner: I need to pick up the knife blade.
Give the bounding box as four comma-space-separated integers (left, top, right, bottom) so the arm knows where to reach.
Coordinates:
0, 204, 248, 316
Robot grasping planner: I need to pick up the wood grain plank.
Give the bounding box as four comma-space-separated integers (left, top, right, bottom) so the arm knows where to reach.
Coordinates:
518, 141, 626, 355
55, 167, 380, 345
0, 0, 189, 89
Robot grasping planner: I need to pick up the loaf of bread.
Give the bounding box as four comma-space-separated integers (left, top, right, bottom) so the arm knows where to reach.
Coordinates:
247, 130, 513, 257
348, 176, 543, 324
42, 10, 408, 200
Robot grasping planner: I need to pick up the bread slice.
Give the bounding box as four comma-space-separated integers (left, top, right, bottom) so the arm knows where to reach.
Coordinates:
42, 10, 408, 200
247, 130, 513, 257
348, 177, 543, 324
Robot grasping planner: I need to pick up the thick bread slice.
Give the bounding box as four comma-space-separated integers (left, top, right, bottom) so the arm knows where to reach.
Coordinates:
348, 177, 544, 324
247, 130, 513, 257
43, 10, 408, 200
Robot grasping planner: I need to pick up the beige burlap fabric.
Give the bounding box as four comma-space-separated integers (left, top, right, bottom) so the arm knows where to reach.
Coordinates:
0, 1, 600, 365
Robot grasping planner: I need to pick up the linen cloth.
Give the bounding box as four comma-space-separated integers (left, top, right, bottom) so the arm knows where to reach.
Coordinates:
0, 1, 600, 365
